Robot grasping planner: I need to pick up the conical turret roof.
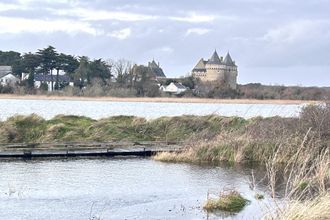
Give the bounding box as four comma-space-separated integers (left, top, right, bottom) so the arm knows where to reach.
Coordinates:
193, 58, 206, 70
148, 59, 166, 77
207, 50, 222, 65
149, 59, 158, 68
224, 52, 235, 66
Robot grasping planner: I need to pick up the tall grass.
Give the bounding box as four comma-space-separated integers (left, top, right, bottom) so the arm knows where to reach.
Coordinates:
265, 193, 330, 220
154, 104, 330, 218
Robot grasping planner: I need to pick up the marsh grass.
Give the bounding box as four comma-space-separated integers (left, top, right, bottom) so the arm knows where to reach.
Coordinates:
153, 104, 330, 218
203, 190, 250, 213
0, 114, 248, 144
266, 193, 330, 220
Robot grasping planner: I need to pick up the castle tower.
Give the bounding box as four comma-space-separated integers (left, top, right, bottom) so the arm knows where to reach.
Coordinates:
192, 50, 238, 89
223, 52, 237, 89
204, 50, 226, 82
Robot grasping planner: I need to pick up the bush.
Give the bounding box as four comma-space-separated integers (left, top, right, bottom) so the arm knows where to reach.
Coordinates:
0, 84, 14, 93
39, 83, 48, 91
203, 190, 249, 213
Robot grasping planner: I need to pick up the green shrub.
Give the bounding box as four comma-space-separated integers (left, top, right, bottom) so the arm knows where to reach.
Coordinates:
203, 191, 249, 213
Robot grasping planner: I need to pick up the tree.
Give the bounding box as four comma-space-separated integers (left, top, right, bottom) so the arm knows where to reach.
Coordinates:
114, 59, 132, 86
132, 65, 157, 96
180, 76, 197, 90
22, 53, 40, 88
0, 50, 23, 76
0, 51, 20, 64
74, 56, 90, 88
37, 46, 58, 90
54, 53, 79, 90
89, 59, 112, 84
60, 54, 79, 76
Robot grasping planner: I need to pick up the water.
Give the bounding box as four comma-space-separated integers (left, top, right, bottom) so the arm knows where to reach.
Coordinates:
0, 99, 285, 219
0, 99, 304, 120
0, 158, 275, 220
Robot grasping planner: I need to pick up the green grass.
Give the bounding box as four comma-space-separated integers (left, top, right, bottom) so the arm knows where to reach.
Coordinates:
0, 114, 248, 144
203, 191, 250, 213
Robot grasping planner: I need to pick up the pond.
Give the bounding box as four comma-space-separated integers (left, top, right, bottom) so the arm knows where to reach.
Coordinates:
0, 158, 277, 219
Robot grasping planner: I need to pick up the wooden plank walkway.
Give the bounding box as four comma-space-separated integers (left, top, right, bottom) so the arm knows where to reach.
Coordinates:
0, 141, 183, 159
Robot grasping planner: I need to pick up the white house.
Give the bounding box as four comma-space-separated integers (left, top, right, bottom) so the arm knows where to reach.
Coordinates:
162, 82, 187, 95
158, 83, 166, 92
0, 66, 20, 86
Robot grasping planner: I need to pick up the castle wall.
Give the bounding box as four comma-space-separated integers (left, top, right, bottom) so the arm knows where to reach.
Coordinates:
204, 64, 225, 81
225, 66, 237, 89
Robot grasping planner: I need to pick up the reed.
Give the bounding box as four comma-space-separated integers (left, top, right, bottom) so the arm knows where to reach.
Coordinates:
265, 193, 330, 220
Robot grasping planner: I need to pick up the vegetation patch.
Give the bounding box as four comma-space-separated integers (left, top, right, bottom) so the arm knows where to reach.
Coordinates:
0, 114, 248, 144
255, 193, 264, 200
153, 150, 195, 163
203, 190, 250, 213
266, 193, 330, 220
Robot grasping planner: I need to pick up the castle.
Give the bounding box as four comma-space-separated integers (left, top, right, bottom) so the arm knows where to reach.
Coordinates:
147, 59, 166, 79
192, 50, 238, 89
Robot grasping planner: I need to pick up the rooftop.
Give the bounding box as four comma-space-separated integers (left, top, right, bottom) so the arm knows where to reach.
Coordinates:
224, 52, 236, 66
148, 60, 166, 77
207, 50, 222, 65
0, 66, 12, 78
34, 74, 71, 82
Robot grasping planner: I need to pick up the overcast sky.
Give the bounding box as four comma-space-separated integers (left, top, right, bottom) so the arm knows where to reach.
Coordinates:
0, 0, 329, 86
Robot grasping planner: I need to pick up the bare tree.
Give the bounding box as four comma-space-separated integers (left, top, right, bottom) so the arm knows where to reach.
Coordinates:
114, 59, 132, 86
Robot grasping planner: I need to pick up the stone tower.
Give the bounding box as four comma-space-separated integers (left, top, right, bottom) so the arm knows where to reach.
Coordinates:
192, 50, 238, 89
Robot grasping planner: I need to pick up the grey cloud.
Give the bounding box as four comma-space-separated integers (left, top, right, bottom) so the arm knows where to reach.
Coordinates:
0, 0, 329, 86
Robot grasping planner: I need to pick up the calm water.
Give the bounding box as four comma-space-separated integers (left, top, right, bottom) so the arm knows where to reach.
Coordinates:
0, 99, 304, 120
0, 158, 275, 220
0, 99, 284, 219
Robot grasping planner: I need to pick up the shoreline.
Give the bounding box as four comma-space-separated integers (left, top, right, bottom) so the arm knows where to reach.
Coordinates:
0, 94, 320, 105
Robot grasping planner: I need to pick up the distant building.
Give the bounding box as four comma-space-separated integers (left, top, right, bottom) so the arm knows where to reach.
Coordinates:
34, 74, 73, 91
147, 59, 166, 79
0, 66, 19, 86
162, 82, 187, 95
132, 59, 167, 81
192, 50, 238, 89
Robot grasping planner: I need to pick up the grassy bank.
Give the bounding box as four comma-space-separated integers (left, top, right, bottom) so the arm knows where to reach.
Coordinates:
154, 105, 329, 165
0, 114, 246, 144
152, 104, 330, 218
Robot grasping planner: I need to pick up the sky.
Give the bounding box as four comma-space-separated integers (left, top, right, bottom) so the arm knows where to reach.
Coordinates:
0, 0, 329, 86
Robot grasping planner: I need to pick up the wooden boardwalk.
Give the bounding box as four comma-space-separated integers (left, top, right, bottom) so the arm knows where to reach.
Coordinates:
0, 141, 183, 159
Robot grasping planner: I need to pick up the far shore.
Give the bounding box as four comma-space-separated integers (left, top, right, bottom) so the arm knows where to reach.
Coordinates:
0, 94, 322, 105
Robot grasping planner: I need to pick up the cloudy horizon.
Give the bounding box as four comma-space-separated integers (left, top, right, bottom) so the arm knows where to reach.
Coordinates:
0, 0, 329, 86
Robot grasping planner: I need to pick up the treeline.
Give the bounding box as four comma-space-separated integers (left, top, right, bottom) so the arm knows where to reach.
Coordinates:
160, 79, 330, 100
238, 83, 330, 100
0, 46, 162, 96
1, 46, 329, 100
